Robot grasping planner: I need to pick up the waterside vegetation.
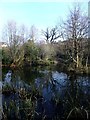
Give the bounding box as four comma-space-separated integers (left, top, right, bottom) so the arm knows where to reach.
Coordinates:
1, 5, 90, 75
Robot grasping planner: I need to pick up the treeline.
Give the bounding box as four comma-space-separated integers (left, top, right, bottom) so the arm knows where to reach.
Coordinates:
1, 5, 90, 74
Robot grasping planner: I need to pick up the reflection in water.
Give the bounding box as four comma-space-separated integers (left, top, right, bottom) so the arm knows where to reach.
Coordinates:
4, 70, 12, 83
2, 67, 90, 119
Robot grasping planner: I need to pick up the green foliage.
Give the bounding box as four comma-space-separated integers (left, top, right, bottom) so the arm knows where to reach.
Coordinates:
2, 47, 12, 65
23, 40, 40, 64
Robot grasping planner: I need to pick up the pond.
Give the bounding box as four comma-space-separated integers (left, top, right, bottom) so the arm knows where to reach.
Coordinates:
1, 66, 90, 120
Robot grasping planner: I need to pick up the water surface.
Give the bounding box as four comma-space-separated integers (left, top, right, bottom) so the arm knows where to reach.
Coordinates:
2, 66, 90, 120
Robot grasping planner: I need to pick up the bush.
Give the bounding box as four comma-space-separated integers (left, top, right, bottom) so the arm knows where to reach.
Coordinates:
2, 48, 12, 65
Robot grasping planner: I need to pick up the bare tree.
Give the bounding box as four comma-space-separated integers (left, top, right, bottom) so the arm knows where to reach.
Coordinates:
42, 26, 62, 43
3, 20, 25, 65
50, 26, 61, 43
42, 27, 51, 42
19, 24, 28, 44
4, 21, 18, 62
61, 5, 88, 68
29, 25, 38, 42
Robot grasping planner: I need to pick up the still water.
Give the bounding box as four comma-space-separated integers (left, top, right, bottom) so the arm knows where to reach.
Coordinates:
2, 66, 90, 120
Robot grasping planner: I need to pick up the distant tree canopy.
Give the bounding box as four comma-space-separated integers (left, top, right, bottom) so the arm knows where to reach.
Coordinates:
1, 4, 90, 73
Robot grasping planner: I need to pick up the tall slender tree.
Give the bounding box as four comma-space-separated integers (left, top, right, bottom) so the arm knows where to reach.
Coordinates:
61, 4, 88, 68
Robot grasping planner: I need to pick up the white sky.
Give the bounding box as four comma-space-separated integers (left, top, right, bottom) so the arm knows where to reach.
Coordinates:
0, 0, 89, 2
0, 0, 89, 41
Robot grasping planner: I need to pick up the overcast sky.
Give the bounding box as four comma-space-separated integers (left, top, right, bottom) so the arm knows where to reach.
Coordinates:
0, 0, 89, 41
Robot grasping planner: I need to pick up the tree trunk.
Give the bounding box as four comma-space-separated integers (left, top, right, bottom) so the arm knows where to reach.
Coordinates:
76, 52, 79, 68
